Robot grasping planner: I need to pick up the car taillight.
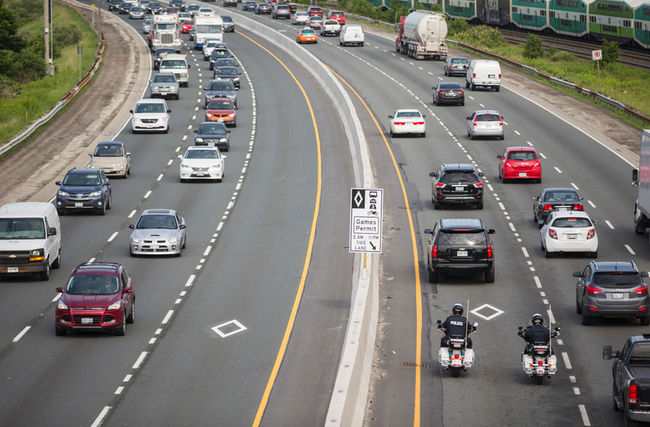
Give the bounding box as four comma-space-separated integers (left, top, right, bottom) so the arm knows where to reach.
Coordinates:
435, 182, 445, 188
542, 204, 553, 211
487, 245, 493, 258
438, 91, 444, 94
432, 245, 438, 258
498, 74, 501, 78
394, 122, 405, 125
573, 204, 583, 210
473, 118, 477, 126
413, 121, 424, 125
549, 229, 558, 239
473, 73, 476, 77
499, 119, 503, 126
635, 285, 648, 295
630, 383, 638, 405
473, 182, 483, 188
458, 90, 464, 94
587, 229, 595, 239
586, 285, 601, 295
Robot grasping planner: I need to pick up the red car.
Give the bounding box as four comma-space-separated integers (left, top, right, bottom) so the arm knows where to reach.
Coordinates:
307, 6, 322, 16
327, 10, 345, 25
206, 98, 236, 126
497, 146, 542, 183
182, 19, 194, 33
55, 262, 135, 336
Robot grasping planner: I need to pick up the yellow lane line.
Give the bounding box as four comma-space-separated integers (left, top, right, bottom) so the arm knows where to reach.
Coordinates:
326, 66, 422, 427
233, 30, 323, 427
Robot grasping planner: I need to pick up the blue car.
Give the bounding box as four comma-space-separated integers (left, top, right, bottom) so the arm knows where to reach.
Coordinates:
55, 168, 112, 215
194, 121, 230, 151
203, 79, 238, 107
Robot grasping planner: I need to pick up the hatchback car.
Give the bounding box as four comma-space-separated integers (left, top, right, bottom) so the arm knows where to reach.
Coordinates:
574, 261, 650, 325
194, 121, 230, 151
308, 16, 324, 30
149, 72, 180, 100
181, 19, 194, 33
424, 218, 495, 283
272, 4, 291, 19
213, 66, 241, 88
242, 1, 256, 11
388, 109, 426, 137
327, 10, 345, 25
205, 98, 236, 126
89, 141, 131, 178
497, 147, 542, 183
204, 79, 237, 107
179, 146, 224, 182
444, 57, 470, 76
430, 163, 484, 209
209, 48, 233, 70
297, 27, 317, 44
307, 6, 322, 16
533, 188, 583, 227
129, 6, 145, 19
291, 11, 309, 25
129, 209, 187, 256
540, 210, 598, 258
130, 98, 171, 133
433, 82, 464, 106
55, 168, 112, 215
221, 15, 235, 32
255, 3, 272, 14
467, 110, 504, 140
55, 262, 135, 336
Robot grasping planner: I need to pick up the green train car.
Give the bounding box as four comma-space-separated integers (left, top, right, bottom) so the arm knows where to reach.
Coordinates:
634, 0, 650, 48
444, 0, 478, 19
588, 0, 635, 42
512, 0, 550, 30
549, 0, 589, 36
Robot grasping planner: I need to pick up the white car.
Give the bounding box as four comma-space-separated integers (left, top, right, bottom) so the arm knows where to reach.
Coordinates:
540, 211, 598, 258
339, 24, 364, 46
291, 12, 309, 25
202, 39, 223, 60
130, 98, 170, 134
197, 7, 214, 16
179, 146, 224, 182
388, 109, 426, 137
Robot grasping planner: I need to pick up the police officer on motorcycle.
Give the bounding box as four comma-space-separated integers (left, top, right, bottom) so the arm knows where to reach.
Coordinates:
518, 313, 559, 355
440, 303, 476, 349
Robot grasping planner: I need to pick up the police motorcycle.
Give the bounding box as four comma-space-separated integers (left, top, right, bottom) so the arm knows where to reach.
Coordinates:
517, 315, 560, 385
437, 318, 477, 377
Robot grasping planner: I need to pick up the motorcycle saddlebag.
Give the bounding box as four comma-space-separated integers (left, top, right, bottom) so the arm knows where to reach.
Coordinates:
522, 354, 534, 375
547, 354, 557, 374
463, 349, 474, 368
438, 347, 450, 367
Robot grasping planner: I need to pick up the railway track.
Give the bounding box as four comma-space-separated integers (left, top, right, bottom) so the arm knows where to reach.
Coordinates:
499, 28, 650, 70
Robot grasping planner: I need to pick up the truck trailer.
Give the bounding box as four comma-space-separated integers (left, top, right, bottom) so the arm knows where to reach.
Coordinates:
396, 11, 448, 60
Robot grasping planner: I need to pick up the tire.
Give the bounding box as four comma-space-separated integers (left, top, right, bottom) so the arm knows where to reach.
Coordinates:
57, 209, 65, 216
450, 367, 461, 377
469, 133, 474, 140
470, 83, 475, 91
484, 267, 495, 283
116, 318, 126, 336
582, 315, 593, 326
98, 203, 106, 216
465, 80, 469, 88
55, 326, 66, 336
534, 375, 544, 385
40, 261, 50, 281
641, 316, 650, 326
576, 299, 583, 314
359, 42, 364, 47
613, 383, 623, 411
545, 248, 552, 258
590, 251, 598, 258
500, 135, 505, 140
495, 86, 500, 92
52, 250, 61, 269
421, 132, 426, 138
428, 268, 439, 283
460, 102, 465, 106
106, 194, 112, 210
433, 200, 440, 210
476, 200, 484, 209
126, 301, 135, 324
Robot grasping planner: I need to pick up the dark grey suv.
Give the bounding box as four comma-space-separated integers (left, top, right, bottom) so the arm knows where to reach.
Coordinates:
430, 163, 484, 209
424, 218, 495, 283
574, 261, 650, 325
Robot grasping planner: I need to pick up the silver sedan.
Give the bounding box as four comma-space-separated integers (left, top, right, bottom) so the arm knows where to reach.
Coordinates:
129, 209, 187, 257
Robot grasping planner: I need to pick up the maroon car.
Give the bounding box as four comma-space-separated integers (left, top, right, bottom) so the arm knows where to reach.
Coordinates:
55, 262, 135, 336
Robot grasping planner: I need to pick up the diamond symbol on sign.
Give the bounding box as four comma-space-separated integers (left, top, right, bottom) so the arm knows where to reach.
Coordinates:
470, 304, 504, 321
211, 319, 247, 338
353, 190, 364, 208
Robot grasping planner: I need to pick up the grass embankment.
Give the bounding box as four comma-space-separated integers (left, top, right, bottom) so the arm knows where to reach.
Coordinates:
0, 2, 99, 144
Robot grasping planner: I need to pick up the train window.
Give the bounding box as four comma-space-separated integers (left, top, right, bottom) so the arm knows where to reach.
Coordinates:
589, 16, 596, 23
540, 10, 546, 16
512, 6, 518, 13
549, 11, 555, 18
622, 20, 631, 27
580, 14, 586, 22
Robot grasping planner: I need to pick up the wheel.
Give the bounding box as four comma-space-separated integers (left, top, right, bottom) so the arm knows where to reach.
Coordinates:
175, 94, 179, 100
421, 132, 426, 138
460, 102, 465, 106
40, 261, 50, 281
465, 80, 469, 88
52, 250, 61, 269
470, 83, 475, 91
115, 318, 126, 336
359, 42, 364, 47
476, 200, 484, 210
129, 248, 136, 257
126, 301, 135, 324
544, 248, 552, 258
444, 69, 448, 76
97, 203, 106, 216
450, 367, 461, 377
641, 316, 650, 326
576, 299, 583, 314
433, 97, 437, 105
428, 268, 439, 283
182, 237, 186, 249
534, 375, 544, 385
582, 315, 593, 325
613, 384, 623, 411
495, 86, 500, 92
590, 251, 598, 258
55, 325, 66, 336
433, 200, 440, 210
484, 267, 495, 283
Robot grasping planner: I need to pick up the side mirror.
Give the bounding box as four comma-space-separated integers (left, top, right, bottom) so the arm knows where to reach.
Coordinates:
194, 130, 198, 133
167, 109, 172, 113
424, 228, 432, 234
537, 219, 544, 226
126, 152, 131, 157
130, 109, 134, 114
128, 224, 135, 229
465, 116, 471, 120
478, 172, 484, 177
104, 179, 110, 185
55, 180, 61, 186
388, 115, 394, 119
633, 169, 639, 186
47, 227, 57, 236
517, 326, 523, 331
88, 152, 93, 158
642, 272, 649, 278
497, 154, 503, 160
188, 64, 191, 68
554, 327, 561, 332
180, 224, 187, 229
123, 286, 134, 293
603, 345, 613, 360
203, 87, 208, 90
429, 172, 437, 178
488, 229, 495, 234
422, 114, 426, 118
235, 87, 240, 91
572, 272, 582, 278
56, 287, 63, 293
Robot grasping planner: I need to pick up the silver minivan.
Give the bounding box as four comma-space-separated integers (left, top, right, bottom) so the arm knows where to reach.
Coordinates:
0, 202, 62, 281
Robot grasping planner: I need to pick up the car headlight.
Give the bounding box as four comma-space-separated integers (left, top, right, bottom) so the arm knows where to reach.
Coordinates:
89, 191, 102, 197
116, 161, 124, 167
58, 191, 69, 197
160, 116, 168, 123
181, 163, 191, 169
211, 163, 222, 169
228, 113, 235, 118
169, 236, 178, 244
132, 237, 141, 243
233, 77, 240, 82
219, 138, 228, 143
57, 299, 68, 310
107, 300, 122, 310
196, 137, 204, 143
206, 113, 213, 118
31, 249, 43, 257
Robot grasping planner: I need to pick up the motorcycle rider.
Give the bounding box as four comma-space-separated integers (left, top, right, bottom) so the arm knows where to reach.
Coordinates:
518, 313, 559, 355
440, 303, 476, 349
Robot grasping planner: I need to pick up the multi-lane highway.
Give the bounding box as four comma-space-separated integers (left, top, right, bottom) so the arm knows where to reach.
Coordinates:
0, 1, 646, 426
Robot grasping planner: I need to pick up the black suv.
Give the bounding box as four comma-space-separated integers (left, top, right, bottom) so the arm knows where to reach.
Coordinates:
424, 218, 495, 283
430, 163, 484, 209
55, 168, 112, 215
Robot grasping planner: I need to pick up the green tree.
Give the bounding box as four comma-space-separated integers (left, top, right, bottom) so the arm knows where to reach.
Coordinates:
447, 17, 469, 36
0, 0, 24, 51
601, 38, 620, 67
523, 33, 544, 59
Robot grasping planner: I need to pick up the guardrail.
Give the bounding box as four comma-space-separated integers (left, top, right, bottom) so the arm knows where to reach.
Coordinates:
0, 5, 106, 157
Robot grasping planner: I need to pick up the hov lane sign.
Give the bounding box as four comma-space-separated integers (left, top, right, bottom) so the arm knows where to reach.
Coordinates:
349, 188, 383, 253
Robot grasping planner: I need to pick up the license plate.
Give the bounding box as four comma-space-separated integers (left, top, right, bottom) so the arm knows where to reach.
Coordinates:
567, 234, 577, 239
454, 186, 464, 192
7, 267, 19, 273
457, 250, 468, 257
74, 202, 83, 207
558, 207, 570, 211
518, 172, 527, 177
488, 74, 495, 78
612, 293, 625, 299
195, 173, 205, 176
81, 317, 94, 324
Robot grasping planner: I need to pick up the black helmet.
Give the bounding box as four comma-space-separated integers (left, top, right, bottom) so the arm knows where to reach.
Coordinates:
452, 303, 464, 316
531, 313, 544, 326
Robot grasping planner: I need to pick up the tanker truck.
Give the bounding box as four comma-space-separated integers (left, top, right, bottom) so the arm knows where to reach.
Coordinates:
396, 11, 448, 60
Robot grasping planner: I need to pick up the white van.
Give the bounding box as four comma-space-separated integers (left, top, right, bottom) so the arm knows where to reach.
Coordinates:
160, 54, 190, 87
0, 202, 62, 281
339, 25, 364, 47
466, 60, 501, 92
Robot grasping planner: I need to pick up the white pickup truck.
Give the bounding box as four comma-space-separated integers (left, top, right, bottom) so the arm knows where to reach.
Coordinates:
320, 19, 341, 37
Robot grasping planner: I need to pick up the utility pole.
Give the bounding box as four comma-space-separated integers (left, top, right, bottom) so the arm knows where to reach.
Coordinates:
44, 0, 50, 74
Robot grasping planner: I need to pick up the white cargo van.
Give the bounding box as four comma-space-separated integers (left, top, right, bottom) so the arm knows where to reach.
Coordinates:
466, 60, 501, 92
0, 202, 62, 281
339, 25, 364, 47
160, 54, 190, 87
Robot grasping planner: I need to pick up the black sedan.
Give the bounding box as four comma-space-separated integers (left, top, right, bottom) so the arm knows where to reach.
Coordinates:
194, 122, 230, 151
433, 82, 464, 106
532, 187, 584, 227
213, 66, 241, 89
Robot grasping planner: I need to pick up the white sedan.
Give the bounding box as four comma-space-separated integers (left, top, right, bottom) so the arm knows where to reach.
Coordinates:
540, 211, 598, 258
291, 11, 309, 25
388, 109, 426, 137
179, 146, 224, 182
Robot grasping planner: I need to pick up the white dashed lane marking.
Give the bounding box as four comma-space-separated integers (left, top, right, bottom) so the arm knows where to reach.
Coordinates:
161, 310, 174, 325
625, 244, 636, 255
132, 351, 148, 369
562, 352, 572, 369
605, 220, 614, 229
107, 232, 118, 242
91, 407, 111, 427
553, 166, 562, 174
587, 200, 596, 208
579, 404, 591, 426
12, 326, 31, 343
571, 183, 579, 190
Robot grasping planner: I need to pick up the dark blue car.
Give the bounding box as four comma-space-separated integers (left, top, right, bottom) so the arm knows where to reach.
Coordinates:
194, 121, 230, 151
55, 168, 112, 215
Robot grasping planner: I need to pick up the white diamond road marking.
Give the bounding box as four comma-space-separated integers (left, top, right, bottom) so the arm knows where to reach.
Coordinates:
470, 304, 504, 321
212, 319, 247, 338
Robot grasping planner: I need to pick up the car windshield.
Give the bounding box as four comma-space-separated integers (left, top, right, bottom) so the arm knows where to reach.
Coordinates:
551, 217, 592, 228
153, 74, 176, 83
396, 111, 421, 118
186, 149, 220, 159
208, 100, 233, 109
199, 123, 226, 134
156, 23, 176, 30
63, 173, 101, 186
593, 272, 642, 287
476, 114, 500, 122
310, 16, 322, 21
66, 274, 120, 295
0, 218, 45, 239
160, 60, 187, 69
451, 58, 469, 64
439, 171, 477, 184
324, 20, 338, 24
205, 41, 219, 47
630, 343, 650, 364
208, 81, 233, 91
212, 49, 230, 58
438, 230, 485, 246
331, 11, 343, 16
183, 20, 194, 25
136, 214, 178, 229
94, 144, 123, 157
296, 12, 308, 16
507, 151, 537, 161
216, 68, 237, 75
543, 191, 579, 202
135, 103, 166, 113
131, 7, 143, 11
222, 16, 233, 22
439, 83, 461, 90
187, 5, 199, 10
216, 59, 236, 67
302, 29, 315, 35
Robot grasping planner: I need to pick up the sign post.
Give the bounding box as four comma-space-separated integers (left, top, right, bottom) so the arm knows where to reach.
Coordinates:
592, 49, 602, 92
349, 188, 383, 254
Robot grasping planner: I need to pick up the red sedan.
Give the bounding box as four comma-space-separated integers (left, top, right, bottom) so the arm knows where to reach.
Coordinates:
182, 20, 194, 34
497, 146, 542, 183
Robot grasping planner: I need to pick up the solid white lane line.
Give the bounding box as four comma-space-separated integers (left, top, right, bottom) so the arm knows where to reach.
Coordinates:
115, 386, 124, 395
521, 247, 529, 257
161, 310, 174, 325
156, 174, 164, 182
579, 405, 591, 426
625, 244, 636, 255
605, 220, 615, 229
132, 351, 148, 369
547, 309, 556, 324
128, 209, 136, 218
587, 200, 596, 208
562, 352, 572, 369
91, 407, 111, 427
12, 326, 31, 343
144, 191, 152, 199
554, 166, 562, 174
107, 232, 118, 242
571, 183, 579, 190
185, 274, 195, 287
52, 293, 61, 302
123, 374, 132, 382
